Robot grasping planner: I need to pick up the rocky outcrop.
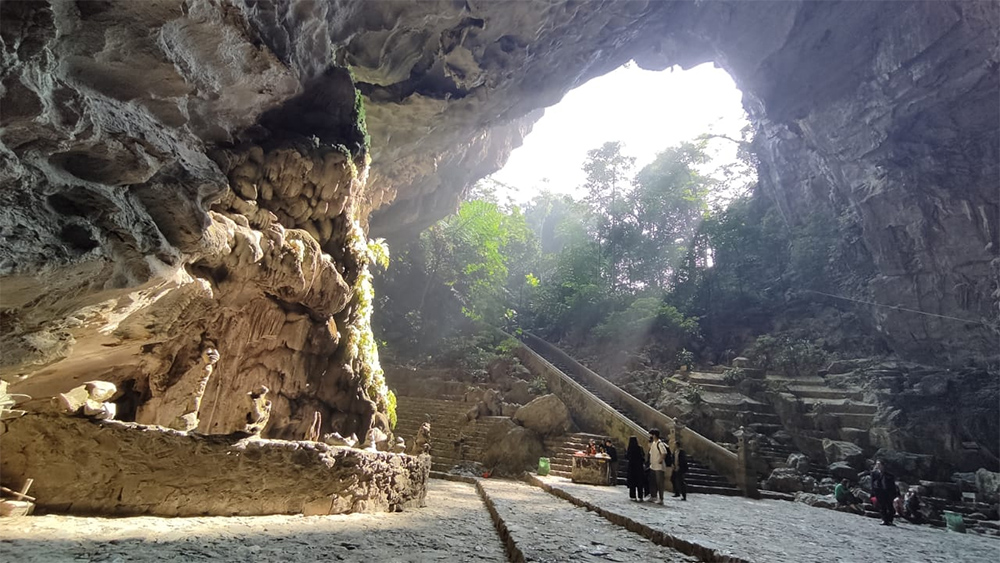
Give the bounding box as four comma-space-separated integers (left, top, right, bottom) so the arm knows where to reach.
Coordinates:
0, 413, 429, 516
823, 439, 866, 469
480, 418, 544, 477
513, 394, 572, 437
0, 1, 996, 458
0, 1, 391, 442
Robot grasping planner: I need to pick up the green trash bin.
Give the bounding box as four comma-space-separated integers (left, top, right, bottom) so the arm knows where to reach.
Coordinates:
537, 457, 551, 476
943, 511, 966, 533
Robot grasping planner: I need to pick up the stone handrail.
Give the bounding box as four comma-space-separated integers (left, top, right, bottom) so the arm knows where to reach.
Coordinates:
515, 342, 648, 445
519, 332, 746, 493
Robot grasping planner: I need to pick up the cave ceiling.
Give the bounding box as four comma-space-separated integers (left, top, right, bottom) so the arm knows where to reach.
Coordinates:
0, 0, 997, 415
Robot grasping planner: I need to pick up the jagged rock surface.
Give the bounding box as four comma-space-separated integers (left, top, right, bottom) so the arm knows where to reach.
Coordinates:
0, 1, 997, 447
0, 413, 429, 516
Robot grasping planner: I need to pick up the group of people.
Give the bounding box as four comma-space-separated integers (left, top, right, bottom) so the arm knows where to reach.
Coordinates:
623, 429, 688, 503
834, 460, 923, 526
585, 438, 620, 485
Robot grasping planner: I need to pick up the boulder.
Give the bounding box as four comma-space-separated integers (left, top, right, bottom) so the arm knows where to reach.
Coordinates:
975, 468, 1000, 503
787, 453, 810, 474
487, 357, 513, 382
481, 419, 544, 477
829, 462, 857, 481
918, 480, 960, 502
794, 492, 838, 509
859, 473, 872, 492
913, 373, 948, 396
951, 471, 978, 492
771, 430, 793, 444
822, 439, 865, 468
763, 468, 812, 493
84, 381, 118, 402
501, 402, 520, 417
503, 379, 534, 405
482, 389, 503, 416
732, 357, 750, 368
511, 363, 532, 380
513, 394, 572, 437
876, 448, 949, 482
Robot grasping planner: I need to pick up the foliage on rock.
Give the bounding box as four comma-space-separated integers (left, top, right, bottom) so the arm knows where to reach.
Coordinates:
342, 219, 395, 427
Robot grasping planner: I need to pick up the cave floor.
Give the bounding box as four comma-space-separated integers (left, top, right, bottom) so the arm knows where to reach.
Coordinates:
533, 475, 1000, 563
0, 480, 505, 563
2, 477, 997, 563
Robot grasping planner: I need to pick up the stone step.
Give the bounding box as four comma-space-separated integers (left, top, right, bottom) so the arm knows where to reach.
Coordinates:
695, 383, 733, 393
766, 375, 827, 386
786, 386, 863, 400
801, 398, 877, 414
747, 423, 785, 434
687, 372, 728, 385
687, 484, 742, 496
822, 412, 876, 428
705, 400, 775, 414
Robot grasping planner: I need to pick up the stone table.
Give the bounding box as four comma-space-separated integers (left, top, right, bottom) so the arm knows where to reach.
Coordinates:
572, 455, 611, 485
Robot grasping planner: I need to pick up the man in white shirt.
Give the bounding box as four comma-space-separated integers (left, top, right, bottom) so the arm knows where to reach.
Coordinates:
647, 429, 672, 504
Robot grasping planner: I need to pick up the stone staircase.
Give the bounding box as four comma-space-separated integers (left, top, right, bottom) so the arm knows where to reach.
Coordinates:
528, 349, 742, 496
543, 432, 625, 483
766, 374, 878, 452
541, 432, 741, 496
394, 395, 508, 474
682, 371, 834, 484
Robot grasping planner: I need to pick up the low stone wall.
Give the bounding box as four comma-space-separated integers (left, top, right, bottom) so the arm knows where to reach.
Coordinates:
0, 413, 429, 516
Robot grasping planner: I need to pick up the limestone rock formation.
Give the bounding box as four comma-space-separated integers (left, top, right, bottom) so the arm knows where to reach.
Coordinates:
975, 468, 1000, 504
480, 418, 544, 477
764, 467, 816, 494
513, 394, 572, 437
828, 462, 858, 482
0, 1, 996, 459
822, 439, 866, 469
1, 413, 429, 516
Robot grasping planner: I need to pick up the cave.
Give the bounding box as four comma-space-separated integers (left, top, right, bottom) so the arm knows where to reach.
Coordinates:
0, 0, 997, 541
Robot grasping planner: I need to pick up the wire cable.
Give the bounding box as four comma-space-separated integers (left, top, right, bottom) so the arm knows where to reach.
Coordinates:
797, 289, 993, 326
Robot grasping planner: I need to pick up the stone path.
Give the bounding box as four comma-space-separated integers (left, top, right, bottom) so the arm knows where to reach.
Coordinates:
0, 480, 506, 563
533, 475, 1000, 563
479, 478, 696, 562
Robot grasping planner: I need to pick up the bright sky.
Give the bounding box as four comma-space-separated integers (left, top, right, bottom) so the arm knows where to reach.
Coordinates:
489, 62, 750, 203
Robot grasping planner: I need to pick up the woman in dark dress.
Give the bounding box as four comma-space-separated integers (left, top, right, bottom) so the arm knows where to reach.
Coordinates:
625, 436, 647, 501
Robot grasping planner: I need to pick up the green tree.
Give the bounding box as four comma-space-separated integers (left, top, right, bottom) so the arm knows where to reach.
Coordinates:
582, 141, 635, 292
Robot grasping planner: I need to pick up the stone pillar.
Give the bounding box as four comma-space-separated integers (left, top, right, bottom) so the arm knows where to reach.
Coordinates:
667, 420, 683, 493
735, 426, 761, 499
137, 343, 220, 431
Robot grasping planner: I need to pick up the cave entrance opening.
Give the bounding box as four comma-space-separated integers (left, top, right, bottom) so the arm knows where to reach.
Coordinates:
488, 61, 753, 208
477, 61, 755, 367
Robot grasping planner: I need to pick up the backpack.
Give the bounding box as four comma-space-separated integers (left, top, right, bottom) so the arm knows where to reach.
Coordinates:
658, 442, 674, 467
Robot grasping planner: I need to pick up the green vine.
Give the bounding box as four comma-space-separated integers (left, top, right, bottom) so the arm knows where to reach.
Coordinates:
342, 219, 395, 429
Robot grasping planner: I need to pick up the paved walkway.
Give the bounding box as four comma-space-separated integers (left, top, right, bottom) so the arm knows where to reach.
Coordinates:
534, 475, 1000, 563
479, 478, 695, 562
0, 480, 506, 563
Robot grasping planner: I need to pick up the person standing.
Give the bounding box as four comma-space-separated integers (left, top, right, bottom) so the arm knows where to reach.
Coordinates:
604, 438, 619, 486
648, 429, 671, 504
671, 448, 688, 500
871, 460, 897, 526
625, 436, 646, 501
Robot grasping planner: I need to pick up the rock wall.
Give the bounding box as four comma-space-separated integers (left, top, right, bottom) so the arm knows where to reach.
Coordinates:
0, 413, 429, 516
0, 1, 996, 451
1, 0, 392, 441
